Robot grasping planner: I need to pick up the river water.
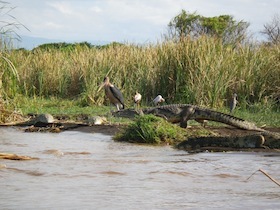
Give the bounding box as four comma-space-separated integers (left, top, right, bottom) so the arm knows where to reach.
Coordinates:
0, 127, 279, 209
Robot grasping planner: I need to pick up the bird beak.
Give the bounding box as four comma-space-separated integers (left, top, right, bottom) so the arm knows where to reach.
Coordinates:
97, 82, 105, 92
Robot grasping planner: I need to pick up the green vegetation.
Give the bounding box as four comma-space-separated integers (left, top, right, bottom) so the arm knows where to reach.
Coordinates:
167, 10, 249, 45
7, 96, 277, 127
0, 36, 279, 126
3, 37, 279, 109
114, 114, 212, 145
33, 42, 94, 51
9, 96, 132, 124
0, 1, 28, 123
10, 97, 104, 116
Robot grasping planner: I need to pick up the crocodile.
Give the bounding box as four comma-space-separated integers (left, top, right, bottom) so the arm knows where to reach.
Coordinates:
113, 104, 279, 135
142, 104, 255, 129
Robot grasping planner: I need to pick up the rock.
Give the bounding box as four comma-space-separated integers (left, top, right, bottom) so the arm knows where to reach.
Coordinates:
87, 116, 107, 125
35, 114, 55, 123
23, 113, 55, 127
23, 113, 64, 132
30, 114, 55, 127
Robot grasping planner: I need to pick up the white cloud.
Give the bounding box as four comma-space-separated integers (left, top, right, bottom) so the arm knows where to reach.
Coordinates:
90, 6, 102, 13
47, 1, 74, 15
45, 22, 63, 29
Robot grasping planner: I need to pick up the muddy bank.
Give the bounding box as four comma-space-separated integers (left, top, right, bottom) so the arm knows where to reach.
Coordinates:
6, 120, 280, 136
73, 125, 280, 152
73, 124, 280, 137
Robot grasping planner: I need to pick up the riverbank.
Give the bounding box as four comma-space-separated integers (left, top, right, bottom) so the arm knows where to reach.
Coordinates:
69, 124, 280, 137
2, 119, 279, 153
1, 109, 280, 153
73, 124, 280, 152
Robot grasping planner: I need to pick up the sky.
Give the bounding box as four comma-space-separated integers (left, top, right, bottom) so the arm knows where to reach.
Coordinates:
4, 0, 280, 46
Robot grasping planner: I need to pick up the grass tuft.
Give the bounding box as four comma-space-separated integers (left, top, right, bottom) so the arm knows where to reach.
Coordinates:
114, 114, 212, 145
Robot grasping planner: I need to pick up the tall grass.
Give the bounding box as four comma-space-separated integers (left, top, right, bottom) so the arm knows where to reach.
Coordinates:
4, 36, 280, 110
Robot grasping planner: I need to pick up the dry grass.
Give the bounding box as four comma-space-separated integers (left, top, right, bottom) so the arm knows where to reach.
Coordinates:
2, 37, 280, 110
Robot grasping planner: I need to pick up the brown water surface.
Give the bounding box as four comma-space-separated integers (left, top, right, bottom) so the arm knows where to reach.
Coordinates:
0, 127, 279, 209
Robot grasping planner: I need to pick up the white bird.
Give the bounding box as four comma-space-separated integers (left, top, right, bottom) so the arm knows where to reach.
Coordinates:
230, 93, 238, 114
153, 95, 165, 106
134, 91, 142, 109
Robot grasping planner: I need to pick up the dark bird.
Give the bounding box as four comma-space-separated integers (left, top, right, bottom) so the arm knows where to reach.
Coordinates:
134, 91, 142, 110
98, 76, 125, 111
230, 93, 238, 114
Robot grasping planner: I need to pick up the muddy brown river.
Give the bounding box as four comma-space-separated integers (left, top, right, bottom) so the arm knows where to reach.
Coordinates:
1, 127, 279, 209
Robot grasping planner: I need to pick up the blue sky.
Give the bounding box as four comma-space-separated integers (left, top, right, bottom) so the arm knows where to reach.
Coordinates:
6, 0, 280, 45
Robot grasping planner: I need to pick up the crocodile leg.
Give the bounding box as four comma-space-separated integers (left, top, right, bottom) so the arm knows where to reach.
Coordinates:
180, 106, 195, 128
154, 113, 168, 120
146, 109, 168, 120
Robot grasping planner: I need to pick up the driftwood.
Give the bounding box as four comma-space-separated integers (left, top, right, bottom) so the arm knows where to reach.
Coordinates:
0, 153, 39, 160
246, 168, 280, 187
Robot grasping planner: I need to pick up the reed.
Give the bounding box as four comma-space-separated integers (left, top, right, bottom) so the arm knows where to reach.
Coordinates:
4, 37, 280, 110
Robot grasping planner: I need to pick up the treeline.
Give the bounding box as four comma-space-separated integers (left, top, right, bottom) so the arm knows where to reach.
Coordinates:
31, 41, 124, 51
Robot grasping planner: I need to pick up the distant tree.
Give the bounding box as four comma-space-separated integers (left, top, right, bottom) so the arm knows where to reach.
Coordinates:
34, 42, 72, 50
261, 14, 280, 45
167, 10, 249, 44
167, 10, 201, 39
34, 42, 94, 51
78, 41, 93, 48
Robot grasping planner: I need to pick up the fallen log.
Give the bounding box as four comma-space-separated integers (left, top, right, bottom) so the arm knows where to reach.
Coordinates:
0, 153, 39, 160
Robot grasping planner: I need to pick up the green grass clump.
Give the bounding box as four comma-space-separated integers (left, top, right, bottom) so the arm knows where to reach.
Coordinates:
114, 115, 184, 144
114, 114, 211, 145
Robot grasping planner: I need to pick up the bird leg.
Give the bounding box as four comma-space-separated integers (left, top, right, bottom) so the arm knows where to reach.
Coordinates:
116, 104, 120, 111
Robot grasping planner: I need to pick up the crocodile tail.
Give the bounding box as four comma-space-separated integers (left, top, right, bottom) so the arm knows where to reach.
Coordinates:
194, 108, 264, 131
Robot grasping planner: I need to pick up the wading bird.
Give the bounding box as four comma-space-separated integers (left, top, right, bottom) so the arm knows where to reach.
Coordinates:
134, 91, 142, 110
230, 93, 238, 114
98, 76, 125, 111
153, 95, 165, 106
